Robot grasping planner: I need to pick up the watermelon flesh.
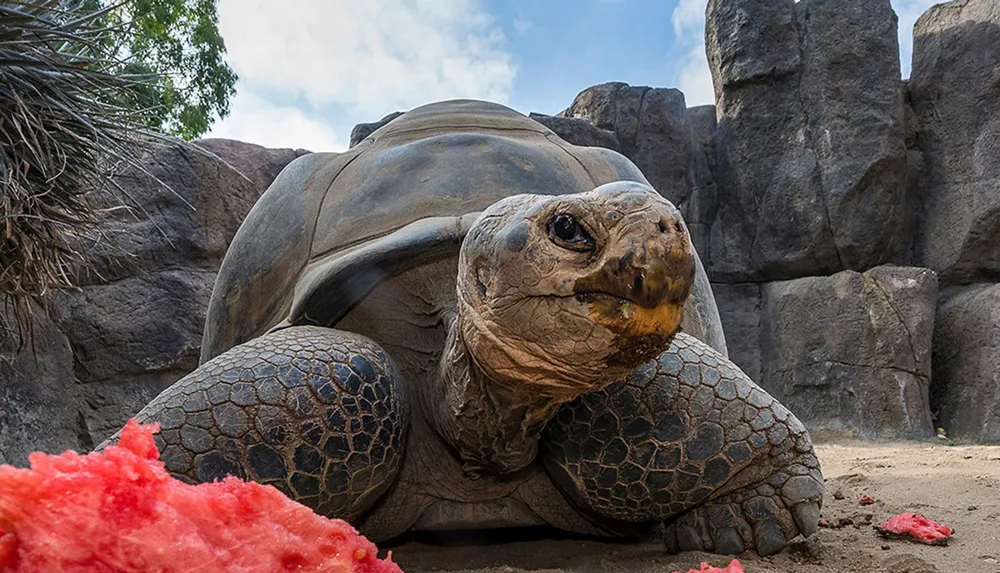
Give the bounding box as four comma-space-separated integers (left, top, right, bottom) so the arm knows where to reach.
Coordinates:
0, 420, 403, 573
671, 559, 744, 573
877, 513, 953, 546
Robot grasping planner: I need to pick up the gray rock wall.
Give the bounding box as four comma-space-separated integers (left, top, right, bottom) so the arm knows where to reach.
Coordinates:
0, 139, 305, 465
536, 0, 1000, 441
684, 105, 720, 259
705, 0, 910, 283
907, 0, 1000, 441
909, 0, 1000, 286
716, 267, 936, 439
933, 285, 1000, 441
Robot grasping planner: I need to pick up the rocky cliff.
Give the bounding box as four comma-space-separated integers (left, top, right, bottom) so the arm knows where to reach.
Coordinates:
520, 0, 999, 442
0, 140, 307, 465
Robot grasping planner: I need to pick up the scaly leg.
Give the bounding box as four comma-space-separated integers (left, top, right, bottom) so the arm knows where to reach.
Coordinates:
541, 332, 823, 556
100, 326, 409, 527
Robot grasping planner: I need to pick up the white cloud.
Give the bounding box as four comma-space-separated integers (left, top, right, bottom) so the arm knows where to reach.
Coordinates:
513, 15, 532, 35
208, 90, 342, 152
678, 45, 715, 107
670, 0, 714, 107
893, 0, 940, 77
216, 0, 517, 120
672, 0, 706, 35
668, 0, 940, 107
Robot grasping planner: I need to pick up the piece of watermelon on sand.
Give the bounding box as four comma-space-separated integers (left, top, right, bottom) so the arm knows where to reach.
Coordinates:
671, 559, 744, 573
876, 513, 953, 546
0, 420, 403, 573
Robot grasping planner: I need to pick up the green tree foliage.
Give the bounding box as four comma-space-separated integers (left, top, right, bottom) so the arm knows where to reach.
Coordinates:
85, 0, 238, 139
1, 0, 221, 342
0, 0, 236, 343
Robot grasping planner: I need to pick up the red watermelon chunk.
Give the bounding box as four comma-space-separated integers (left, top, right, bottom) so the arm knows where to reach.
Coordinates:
0, 420, 403, 573
876, 512, 953, 546
671, 558, 744, 573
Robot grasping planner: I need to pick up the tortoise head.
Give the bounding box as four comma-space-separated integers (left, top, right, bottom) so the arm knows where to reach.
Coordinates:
456, 181, 696, 400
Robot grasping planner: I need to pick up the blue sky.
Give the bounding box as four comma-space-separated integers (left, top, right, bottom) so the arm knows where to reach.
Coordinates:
484, 1, 683, 115
207, 0, 939, 152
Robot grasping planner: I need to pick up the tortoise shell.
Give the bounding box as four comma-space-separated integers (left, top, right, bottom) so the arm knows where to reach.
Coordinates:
201, 100, 727, 363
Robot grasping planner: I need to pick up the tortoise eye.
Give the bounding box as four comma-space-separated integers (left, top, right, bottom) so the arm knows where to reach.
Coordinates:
547, 213, 594, 252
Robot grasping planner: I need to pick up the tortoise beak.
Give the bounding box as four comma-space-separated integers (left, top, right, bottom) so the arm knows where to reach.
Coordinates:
574, 211, 696, 337
578, 248, 694, 308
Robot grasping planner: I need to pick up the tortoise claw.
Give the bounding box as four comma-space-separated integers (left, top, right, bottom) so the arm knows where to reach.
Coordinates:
792, 501, 821, 538
661, 479, 822, 557
663, 523, 681, 554
676, 523, 705, 552
754, 520, 787, 556
713, 527, 745, 555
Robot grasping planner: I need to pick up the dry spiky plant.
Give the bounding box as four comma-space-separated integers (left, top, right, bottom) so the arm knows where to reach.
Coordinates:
0, 0, 162, 345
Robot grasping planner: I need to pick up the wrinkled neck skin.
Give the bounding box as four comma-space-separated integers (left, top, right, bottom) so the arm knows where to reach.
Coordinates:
424, 314, 570, 478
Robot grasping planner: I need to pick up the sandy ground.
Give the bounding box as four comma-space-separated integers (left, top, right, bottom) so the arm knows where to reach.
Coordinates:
387, 439, 1000, 573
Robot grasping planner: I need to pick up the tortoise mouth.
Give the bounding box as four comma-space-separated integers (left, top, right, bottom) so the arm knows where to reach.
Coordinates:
572, 290, 677, 309
539, 291, 685, 339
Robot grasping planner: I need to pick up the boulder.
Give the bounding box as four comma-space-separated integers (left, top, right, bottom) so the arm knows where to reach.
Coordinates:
932, 284, 1000, 442
77, 140, 306, 285
705, 0, 910, 283
350, 111, 404, 148
51, 271, 215, 445
0, 307, 81, 465
561, 83, 696, 214
908, 0, 1000, 286
560, 82, 646, 155
194, 139, 309, 197
711, 283, 763, 384
0, 139, 301, 464
684, 105, 720, 259
715, 267, 937, 439
527, 113, 621, 152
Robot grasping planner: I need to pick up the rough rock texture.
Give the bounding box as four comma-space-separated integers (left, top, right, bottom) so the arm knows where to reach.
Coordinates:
908, 0, 1000, 286
705, 0, 910, 283
561, 83, 696, 216
905, 0, 1000, 442
0, 139, 303, 465
715, 267, 937, 439
350, 111, 404, 148
711, 284, 763, 384
684, 105, 720, 262
0, 306, 81, 466
195, 139, 309, 195
527, 113, 621, 152
933, 285, 1000, 441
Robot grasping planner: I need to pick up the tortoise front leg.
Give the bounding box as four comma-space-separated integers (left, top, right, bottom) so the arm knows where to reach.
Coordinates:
541, 332, 823, 556
100, 326, 409, 529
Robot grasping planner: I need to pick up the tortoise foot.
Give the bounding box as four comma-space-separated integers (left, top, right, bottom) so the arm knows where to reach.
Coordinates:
99, 326, 410, 524
663, 469, 823, 556
541, 331, 823, 554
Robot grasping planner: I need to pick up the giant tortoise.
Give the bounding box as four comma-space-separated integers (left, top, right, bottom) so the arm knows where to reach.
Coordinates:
109, 100, 823, 556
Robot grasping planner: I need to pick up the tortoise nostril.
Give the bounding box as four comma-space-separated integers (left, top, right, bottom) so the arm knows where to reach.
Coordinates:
658, 220, 668, 234
674, 221, 684, 235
